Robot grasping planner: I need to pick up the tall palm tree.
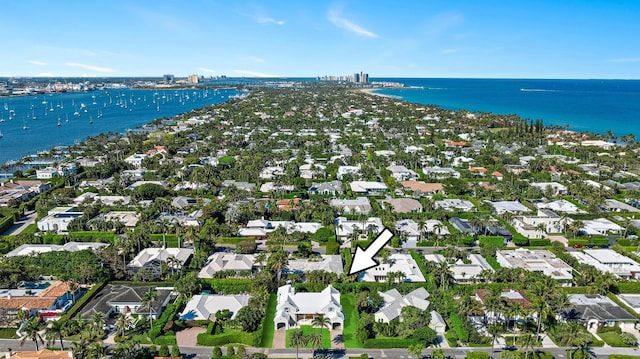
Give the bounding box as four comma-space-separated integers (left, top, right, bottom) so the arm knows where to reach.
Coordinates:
89, 312, 106, 334
306, 332, 323, 354
114, 313, 133, 339
311, 313, 331, 335
87, 342, 109, 359
557, 322, 592, 359
45, 318, 68, 350
290, 329, 306, 359
141, 289, 158, 326
20, 318, 44, 351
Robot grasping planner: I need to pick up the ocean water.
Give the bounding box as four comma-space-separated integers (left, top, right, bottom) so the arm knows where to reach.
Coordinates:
0, 88, 239, 166
373, 78, 640, 137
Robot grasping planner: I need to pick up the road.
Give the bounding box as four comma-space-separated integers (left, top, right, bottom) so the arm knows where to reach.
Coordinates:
2, 210, 36, 236
2, 339, 640, 358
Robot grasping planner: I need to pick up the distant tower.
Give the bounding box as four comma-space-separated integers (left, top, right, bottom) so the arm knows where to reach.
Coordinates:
163, 74, 174, 84
188, 74, 199, 84
353, 73, 360, 83
360, 71, 369, 84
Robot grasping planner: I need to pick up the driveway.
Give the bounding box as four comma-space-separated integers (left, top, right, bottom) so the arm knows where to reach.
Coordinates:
273, 329, 286, 349
176, 327, 206, 347
331, 329, 343, 349
2, 210, 36, 236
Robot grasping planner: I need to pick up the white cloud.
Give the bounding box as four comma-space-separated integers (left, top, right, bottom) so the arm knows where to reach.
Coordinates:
198, 67, 216, 73
608, 58, 640, 63
65, 62, 116, 73
28, 60, 47, 66
253, 14, 285, 26
244, 56, 265, 64
327, 7, 378, 38
233, 69, 279, 77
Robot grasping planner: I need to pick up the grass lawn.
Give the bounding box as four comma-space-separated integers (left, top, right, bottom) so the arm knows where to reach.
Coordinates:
0, 328, 18, 339
20, 223, 38, 234
132, 334, 152, 344
485, 256, 501, 270
260, 294, 277, 348
341, 294, 361, 348
285, 325, 331, 349
598, 331, 636, 347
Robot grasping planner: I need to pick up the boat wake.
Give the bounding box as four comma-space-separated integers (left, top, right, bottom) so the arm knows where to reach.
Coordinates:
520, 88, 559, 92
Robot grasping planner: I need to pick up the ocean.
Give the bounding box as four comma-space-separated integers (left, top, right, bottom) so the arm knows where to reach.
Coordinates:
373, 78, 640, 137
0, 88, 240, 166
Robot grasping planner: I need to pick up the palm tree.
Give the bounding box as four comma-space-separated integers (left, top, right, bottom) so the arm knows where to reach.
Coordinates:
290, 329, 306, 359
20, 318, 44, 351
141, 289, 158, 326
114, 312, 133, 339
89, 312, 106, 334
311, 313, 331, 335
557, 322, 592, 359
306, 332, 323, 354
87, 342, 109, 359
45, 319, 68, 350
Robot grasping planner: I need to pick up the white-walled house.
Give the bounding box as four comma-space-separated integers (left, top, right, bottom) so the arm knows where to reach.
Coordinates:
374, 288, 430, 323
274, 285, 344, 330
359, 253, 426, 283
37, 207, 84, 233
124, 154, 148, 168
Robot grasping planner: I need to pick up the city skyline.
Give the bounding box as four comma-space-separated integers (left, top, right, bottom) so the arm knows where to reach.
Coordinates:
1, 0, 639, 79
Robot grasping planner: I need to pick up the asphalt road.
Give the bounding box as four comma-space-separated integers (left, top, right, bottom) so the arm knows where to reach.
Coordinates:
2, 339, 640, 359
2, 210, 36, 236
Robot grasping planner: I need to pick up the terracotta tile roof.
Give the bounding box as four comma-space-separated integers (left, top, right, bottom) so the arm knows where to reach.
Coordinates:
9, 350, 72, 359
492, 171, 503, 177
447, 141, 468, 147
0, 281, 77, 311
37, 281, 77, 298
469, 167, 487, 173
400, 181, 444, 193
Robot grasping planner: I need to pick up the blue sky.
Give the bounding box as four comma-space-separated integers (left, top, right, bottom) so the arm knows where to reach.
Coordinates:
2, 0, 639, 78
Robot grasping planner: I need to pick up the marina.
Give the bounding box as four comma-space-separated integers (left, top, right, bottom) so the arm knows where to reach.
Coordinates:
0, 87, 242, 167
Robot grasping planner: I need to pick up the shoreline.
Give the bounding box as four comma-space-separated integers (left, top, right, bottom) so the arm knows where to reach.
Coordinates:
359, 88, 395, 98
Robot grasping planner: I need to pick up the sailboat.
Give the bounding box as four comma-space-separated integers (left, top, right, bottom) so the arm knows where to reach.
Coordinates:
57, 116, 61, 127
22, 120, 28, 130
0, 130, 3, 139
89, 116, 93, 124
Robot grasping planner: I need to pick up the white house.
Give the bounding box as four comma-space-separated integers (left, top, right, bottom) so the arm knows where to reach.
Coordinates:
274, 285, 344, 330
581, 218, 623, 235
488, 201, 531, 215
286, 255, 344, 276
374, 288, 430, 323
535, 199, 586, 214
128, 247, 194, 277
530, 182, 568, 196
422, 166, 460, 179
430, 310, 447, 335
124, 154, 148, 168
386, 165, 419, 181
497, 248, 573, 284
570, 249, 640, 279
37, 207, 84, 233
5, 242, 109, 257
434, 199, 475, 212
337, 165, 361, 179
349, 181, 388, 195
424, 253, 494, 284
359, 253, 426, 283
198, 253, 258, 278
511, 210, 566, 238
179, 294, 251, 321
330, 197, 372, 214
335, 217, 384, 241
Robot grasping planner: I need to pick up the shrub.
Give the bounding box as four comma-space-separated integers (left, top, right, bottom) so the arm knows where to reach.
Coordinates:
171, 345, 180, 357
158, 344, 169, 357
620, 332, 638, 346
212, 346, 222, 358
529, 238, 551, 246
153, 335, 177, 346
513, 237, 529, 246
250, 354, 268, 359
196, 331, 254, 346
466, 353, 489, 359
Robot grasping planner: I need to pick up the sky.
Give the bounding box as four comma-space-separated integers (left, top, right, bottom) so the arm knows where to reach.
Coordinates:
2, 0, 640, 79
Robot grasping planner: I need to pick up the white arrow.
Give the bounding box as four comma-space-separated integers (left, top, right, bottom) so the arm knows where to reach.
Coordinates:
348, 228, 394, 275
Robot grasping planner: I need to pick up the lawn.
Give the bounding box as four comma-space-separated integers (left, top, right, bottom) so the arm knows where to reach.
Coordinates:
598, 331, 636, 347
485, 256, 501, 270
341, 294, 361, 348
285, 325, 331, 349
0, 328, 18, 339
260, 294, 277, 348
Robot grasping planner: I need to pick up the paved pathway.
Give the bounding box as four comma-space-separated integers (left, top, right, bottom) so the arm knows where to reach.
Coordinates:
330, 329, 344, 349
272, 329, 286, 349
176, 327, 206, 347
2, 210, 36, 236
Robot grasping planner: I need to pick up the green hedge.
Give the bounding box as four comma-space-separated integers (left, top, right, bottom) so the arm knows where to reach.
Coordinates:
616, 282, 640, 293
513, 237, 529, 246
153, 335, 177, 345
0, 208, 18, 235
449, 312, 469, 342
196, 331, 254, 346
61, 282, 106, 321
362, 338, 418, 348
529, 239, 551, 246
204, 278, 253, 294
466, 353, 489, 359
149, 296, 183, 340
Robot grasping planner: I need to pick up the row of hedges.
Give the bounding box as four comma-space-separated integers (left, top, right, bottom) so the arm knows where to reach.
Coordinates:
61, 282, 107, 321
204, 278, 253, 294
449, 312, 469, 343
0, 208, 18, 235
196, 331, 254, 346
326, 235, 340, 255
568, 238, 609, 247
153, 334, 177, 345
362, 338, 418, 348
149, 295, 183, 340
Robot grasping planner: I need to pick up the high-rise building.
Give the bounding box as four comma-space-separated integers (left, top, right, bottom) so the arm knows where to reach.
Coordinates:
360, 71, 369, 84
188, 74, 199, 84
163, 74, 174, 84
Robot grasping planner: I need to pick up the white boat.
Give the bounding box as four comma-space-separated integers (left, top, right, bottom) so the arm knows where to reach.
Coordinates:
0, 130, 3, 138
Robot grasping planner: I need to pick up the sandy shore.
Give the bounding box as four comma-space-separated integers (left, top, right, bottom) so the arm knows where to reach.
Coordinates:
359, 88, 394, 98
